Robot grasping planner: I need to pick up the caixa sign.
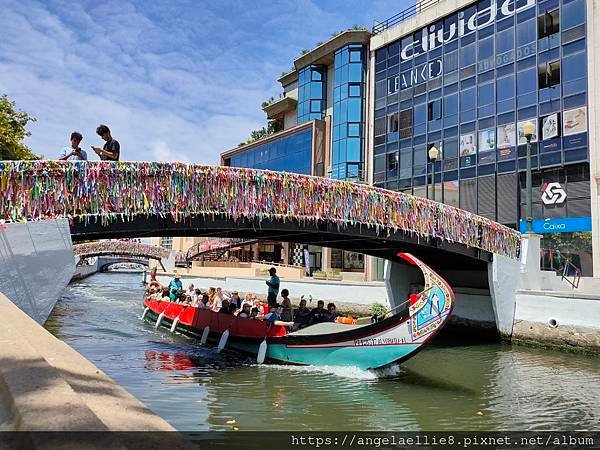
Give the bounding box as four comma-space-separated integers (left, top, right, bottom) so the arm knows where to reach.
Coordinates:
541, 182, 567, 205
519, 217, 592, 234
399, 0, 535, 63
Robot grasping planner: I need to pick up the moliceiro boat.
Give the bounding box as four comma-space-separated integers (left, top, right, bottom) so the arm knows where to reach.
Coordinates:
142, 253, 454, 370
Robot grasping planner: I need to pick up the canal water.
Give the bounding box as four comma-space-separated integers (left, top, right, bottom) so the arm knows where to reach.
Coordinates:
46, 272, 600, 431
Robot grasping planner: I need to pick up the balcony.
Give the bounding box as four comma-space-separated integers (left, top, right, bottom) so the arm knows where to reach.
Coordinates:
262, 96, 297, 120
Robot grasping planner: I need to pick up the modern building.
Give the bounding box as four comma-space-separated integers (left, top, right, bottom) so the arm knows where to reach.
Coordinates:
221, 0, 598, 278
221, 30, 378, 280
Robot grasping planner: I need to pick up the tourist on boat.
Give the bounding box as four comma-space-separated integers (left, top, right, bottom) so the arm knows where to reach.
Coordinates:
264, 306, 294, 328
242, 293, 253, 307
230, 291, 242, 309
168, 271, 183, 301
218, 299, 231, 314
293, 299, 312, 329
238, 303, 252, 318
59, 131, 87, 161
187, 284, 195, 298
197, 294, 210, 309
228, 303, 238, 314
309, 300, 327, 325
279, 289, 293, 322
207, 287, 217, 309
149, 267, 158, 282
92, 124, 120, 161
250, 306, 261, 318
161, 287, 171, 301
324, 303, 342, 322
266, 267, 280, 308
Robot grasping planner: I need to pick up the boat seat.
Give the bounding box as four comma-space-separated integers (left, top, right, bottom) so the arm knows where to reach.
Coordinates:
288, 322, 367, 335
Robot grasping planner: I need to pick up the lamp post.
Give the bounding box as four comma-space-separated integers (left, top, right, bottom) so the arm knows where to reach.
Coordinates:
523, 121, 536, 234
428, 145, 439, 202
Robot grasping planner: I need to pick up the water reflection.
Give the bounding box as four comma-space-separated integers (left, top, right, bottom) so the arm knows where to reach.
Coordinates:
47, 273, 600, 431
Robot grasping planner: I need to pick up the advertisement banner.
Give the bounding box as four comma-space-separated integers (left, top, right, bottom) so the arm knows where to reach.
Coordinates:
563, 107, 587, 136
497, 123, 516, 149
542, 113, 559, 140
459, 133, 476, 156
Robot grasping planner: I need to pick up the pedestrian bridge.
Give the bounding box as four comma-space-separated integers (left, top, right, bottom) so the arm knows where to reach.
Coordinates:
0, 161, 521, 270
73, 241, 171, 261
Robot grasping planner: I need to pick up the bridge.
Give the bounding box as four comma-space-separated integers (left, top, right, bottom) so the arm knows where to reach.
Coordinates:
0, 161, 521, 274
73, 240, 172, 271
73, 240, 171, 260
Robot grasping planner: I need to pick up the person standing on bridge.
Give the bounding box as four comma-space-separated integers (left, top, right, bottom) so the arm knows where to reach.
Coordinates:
266, 267, 280, 309
58, 132, 87, 161
92, 124, 120, 161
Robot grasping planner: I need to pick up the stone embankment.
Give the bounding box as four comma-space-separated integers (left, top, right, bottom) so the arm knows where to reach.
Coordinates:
0, 292, 194, 449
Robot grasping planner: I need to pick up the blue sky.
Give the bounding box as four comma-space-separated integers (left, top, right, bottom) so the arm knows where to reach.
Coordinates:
0, 0, 412, 163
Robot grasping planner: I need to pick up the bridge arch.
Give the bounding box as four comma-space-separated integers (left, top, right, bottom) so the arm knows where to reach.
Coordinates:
0, 161, 520, 271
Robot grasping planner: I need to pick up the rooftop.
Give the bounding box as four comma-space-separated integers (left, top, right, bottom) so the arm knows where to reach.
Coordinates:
293, 30, 371, 69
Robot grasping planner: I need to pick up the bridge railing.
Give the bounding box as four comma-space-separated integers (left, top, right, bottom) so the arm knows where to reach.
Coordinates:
0, 161, 521, 259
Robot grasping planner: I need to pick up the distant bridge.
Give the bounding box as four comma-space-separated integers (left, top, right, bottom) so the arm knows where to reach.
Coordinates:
0, 161, 521, 271
73, 240, 171, 260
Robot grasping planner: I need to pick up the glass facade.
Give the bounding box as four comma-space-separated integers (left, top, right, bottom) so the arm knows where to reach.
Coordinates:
332, 44, 367, 180
373, 0, 589, 228
297, 65, 327, 124
229, 128, 312, 174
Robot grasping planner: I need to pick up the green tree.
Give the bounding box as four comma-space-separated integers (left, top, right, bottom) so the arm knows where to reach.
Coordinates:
0, 95, 38, 160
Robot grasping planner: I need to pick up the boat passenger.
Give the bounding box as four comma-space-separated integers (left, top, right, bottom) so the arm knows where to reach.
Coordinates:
187, 284, 196, 300
208, 287, 218, 310
238, 303, 252, 318
242, 293, 253, 307
198, 294, 211, 309
309, 300, 327, 325
218, 299, 231, 314
168, 271, 183, 301
228, 303, 238, 315
279, 289, 293, 322
216, 287, 229, 303
265, 267, 280, 309
149, 267, 158, 282
264, 306, 294, 328
324, 303, 343, 322
160, 288, 171, 301
250, 306, 261, 319
293, 299, 311, 329
230, 291, 242, 309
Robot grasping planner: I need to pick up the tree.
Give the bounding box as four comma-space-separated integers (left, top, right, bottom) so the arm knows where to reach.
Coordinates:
0, 95, 38, 160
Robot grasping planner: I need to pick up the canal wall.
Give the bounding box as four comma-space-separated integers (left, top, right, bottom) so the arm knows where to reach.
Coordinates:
72, 257, 99, 281
0, 291, 183, 434
491, 234, 600, 352
0, 219, 75, 324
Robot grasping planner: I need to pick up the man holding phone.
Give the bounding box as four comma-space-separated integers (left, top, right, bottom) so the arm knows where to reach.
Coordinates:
92, 124, 120, 161
58, 132, 87, 160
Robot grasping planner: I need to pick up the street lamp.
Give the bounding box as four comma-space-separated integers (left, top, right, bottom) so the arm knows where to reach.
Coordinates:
523, 120, 536, 234
428, 145, 440, 202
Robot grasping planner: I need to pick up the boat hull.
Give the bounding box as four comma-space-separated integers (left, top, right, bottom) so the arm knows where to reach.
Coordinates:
142, 252, 455, 370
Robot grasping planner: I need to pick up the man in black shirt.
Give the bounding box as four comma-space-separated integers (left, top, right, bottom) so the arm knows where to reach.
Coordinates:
92, 124, 120, 161
309, 300, 327, 325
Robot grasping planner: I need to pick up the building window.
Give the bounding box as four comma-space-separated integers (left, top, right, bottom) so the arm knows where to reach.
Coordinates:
387, 153, 398, 171
539, 60, 561, 88
538, 10, 560, 38
160, 237, 173, 250
349, 84, 361, 97
388, 113, 399, 132
428, 100, 442, 121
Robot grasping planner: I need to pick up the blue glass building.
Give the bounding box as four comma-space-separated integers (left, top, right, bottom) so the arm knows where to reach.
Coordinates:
372, 0, 589, 226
